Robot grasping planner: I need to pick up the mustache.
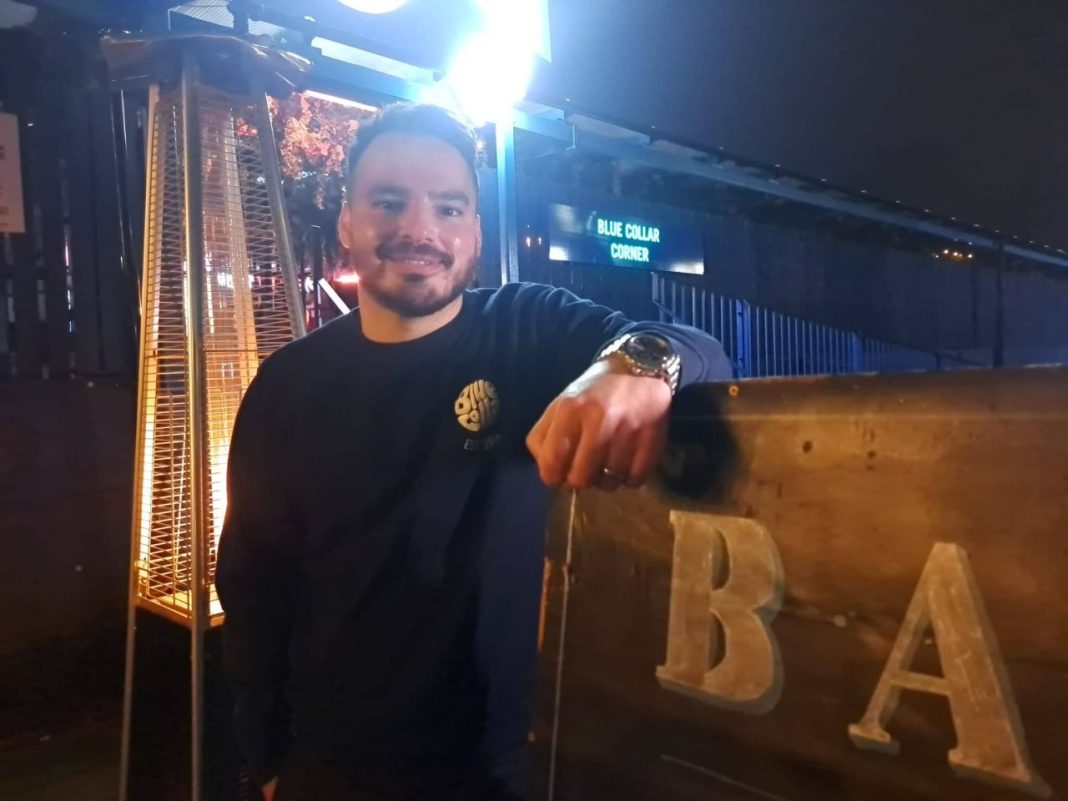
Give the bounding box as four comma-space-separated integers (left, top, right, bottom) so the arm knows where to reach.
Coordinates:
376, 242, 454, 268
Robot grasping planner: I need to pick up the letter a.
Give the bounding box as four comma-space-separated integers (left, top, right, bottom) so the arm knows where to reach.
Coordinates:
849, 543, 1050, 798
656, 512, 784, 713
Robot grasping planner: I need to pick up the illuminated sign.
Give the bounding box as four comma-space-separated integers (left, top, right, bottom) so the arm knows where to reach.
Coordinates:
547, 203, 703, 275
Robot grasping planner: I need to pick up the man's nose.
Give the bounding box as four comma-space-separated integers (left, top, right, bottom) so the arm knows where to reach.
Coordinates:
396, 200, 435, 242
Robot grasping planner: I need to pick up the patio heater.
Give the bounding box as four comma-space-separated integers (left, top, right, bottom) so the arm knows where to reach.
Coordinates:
102, 35, 309, 801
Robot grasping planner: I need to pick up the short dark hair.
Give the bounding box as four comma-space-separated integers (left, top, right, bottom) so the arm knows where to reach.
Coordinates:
345, 103, 481, 196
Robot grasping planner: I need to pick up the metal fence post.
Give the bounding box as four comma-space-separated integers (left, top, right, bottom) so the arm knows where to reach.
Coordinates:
851, 333, 864, 373
734, 299, 752, 378
496, 114, 519, 285
310, 224, 324, 329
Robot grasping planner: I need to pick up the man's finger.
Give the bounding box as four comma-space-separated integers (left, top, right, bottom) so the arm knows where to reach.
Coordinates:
539, 399, 583, 486
628, 419, 668, 488
595, 428, 637, 491
566, 405, 611, 489
525, 402, 554, 458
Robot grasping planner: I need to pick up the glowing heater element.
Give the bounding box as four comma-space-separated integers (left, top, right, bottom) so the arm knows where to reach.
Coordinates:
129, 52, 306, 630
105, 35, 310, 801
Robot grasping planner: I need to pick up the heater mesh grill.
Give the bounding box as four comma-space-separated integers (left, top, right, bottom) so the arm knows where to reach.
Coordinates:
134, 86, 300, 627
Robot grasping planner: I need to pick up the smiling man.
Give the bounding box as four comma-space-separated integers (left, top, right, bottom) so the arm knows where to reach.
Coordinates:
345, 130, 481, 322
216, 103, 732, 801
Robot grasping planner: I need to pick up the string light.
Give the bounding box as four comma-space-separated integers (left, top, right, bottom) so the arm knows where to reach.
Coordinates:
933, 248, 974, 262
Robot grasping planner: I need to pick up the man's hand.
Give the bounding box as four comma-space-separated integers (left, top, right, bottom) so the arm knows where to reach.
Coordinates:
526, 358, 672, 491
262, 777, 278, 801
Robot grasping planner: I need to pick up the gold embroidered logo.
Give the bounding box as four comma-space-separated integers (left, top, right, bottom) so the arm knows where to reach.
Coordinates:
455, 379, 499, 433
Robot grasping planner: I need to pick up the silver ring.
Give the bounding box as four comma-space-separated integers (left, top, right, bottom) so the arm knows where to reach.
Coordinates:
601, 467, 628, 482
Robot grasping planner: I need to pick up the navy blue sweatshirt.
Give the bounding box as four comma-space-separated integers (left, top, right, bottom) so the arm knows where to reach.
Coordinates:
215, 282, 732, 787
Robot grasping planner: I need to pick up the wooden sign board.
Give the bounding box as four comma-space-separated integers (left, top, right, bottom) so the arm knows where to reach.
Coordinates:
537, 368, 1068, 801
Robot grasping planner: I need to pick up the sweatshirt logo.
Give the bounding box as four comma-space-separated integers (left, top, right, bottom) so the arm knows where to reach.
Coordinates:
455, 379, 499, 433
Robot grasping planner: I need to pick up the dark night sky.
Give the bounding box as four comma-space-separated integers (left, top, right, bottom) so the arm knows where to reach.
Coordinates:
533, 1, 1068, 249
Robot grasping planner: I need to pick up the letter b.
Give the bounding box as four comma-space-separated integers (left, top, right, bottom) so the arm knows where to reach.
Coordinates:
656, 512, 785, 713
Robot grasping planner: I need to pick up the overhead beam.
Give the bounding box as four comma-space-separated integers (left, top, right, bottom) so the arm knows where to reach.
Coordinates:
93, 8, 1068, 273
510, 109, 1068, 271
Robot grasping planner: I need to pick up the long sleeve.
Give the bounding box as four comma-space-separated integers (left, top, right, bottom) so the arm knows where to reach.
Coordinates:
215, 372, 302, 787
522, 284, 734, 391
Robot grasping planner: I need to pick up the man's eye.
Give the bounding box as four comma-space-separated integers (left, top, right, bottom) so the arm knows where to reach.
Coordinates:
439, 206, 463, 218
373, 200, 404, 213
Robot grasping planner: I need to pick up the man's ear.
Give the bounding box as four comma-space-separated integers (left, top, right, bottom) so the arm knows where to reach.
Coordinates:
474, 213, 482, 259
337, 201, 351, 250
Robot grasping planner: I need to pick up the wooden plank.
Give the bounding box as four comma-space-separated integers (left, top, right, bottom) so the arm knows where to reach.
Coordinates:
537, 367, 1068, 801
10, 119, 41, 378
34, 73, 71, 378
0, 379, 133, 655
0, 236, 12, 376
0, 33, 43, 378
65, 86, 103, 374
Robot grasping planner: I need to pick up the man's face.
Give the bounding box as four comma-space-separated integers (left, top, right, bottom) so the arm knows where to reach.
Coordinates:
339, 131, 481, 318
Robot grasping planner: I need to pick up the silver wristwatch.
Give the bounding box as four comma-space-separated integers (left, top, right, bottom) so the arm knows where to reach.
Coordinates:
596, 332, 682, 395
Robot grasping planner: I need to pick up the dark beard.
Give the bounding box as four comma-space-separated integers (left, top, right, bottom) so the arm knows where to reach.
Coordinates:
358, 258, 476, 318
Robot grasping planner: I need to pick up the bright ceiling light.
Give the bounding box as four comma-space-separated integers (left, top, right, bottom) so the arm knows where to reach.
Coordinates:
336, 0, 409, 14
432, 0, 544, 126
441, 31, 534, 126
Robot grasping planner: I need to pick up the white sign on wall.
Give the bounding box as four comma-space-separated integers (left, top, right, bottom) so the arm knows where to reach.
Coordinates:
0, 112, 26, 234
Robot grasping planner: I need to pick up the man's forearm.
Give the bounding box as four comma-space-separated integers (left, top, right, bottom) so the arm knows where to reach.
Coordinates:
221, 612, 294, 786
217, 522, 296, 786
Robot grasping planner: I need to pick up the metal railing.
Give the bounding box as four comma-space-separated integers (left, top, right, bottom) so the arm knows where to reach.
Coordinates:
651, 274, 981, 378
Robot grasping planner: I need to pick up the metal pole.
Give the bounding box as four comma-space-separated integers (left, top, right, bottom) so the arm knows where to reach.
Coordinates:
311, 225, 324, 328
181, 48, 208, 801
735, 300, 751, 378
547, 491, 578, 801
110, 89, 141, 372
118, 82, 160, 801
495, 113, 519, 285
254, 90, 306, 338
994, 244, 1006, 368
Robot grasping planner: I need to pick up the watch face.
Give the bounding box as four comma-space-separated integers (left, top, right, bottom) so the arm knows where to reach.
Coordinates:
624, 333, 673, 367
